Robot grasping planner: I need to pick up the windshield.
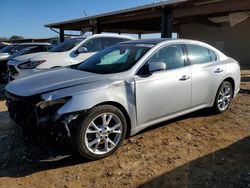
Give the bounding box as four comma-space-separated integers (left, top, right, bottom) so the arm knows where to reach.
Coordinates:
9, 45, 32, 54
49, 38, 84, 52
8, 47, 30, 59
77, 43, 153, 74
0, 45, 15, 53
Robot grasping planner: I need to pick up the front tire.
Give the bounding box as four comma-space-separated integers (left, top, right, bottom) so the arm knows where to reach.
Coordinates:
213, 81, 233, 114
75, 105, 127, 160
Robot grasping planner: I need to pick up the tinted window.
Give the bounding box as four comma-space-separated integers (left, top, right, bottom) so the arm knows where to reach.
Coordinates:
81, 38, 103, 52
7, 48, 30, 59
29, 46, 49, 53
104, 37, 130, 48
186, 44, 217, 64
77, 44, 152, 74
9, 45, 36, 54
208, 49, 217, 62
0, 45, 15, 53
148, 44, 185, 70
49, 38, 84, 52
0, 45, 6, 50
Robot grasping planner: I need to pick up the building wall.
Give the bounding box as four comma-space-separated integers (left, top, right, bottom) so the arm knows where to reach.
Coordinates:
179, 18, 250, 69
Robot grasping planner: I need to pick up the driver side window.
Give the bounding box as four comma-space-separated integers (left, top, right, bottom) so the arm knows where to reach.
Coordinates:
148, 44, 185, 70
81, 38, 103, 52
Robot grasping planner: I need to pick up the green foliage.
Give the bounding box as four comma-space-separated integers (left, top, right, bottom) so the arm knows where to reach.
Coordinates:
9, 35, 24, 40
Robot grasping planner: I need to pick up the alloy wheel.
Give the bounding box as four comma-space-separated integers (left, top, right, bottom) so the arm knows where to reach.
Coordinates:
84, 113, 122, 155
217, 84, 232, 111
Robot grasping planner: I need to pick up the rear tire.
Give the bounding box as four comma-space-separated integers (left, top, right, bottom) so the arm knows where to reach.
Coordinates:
74, 105, 127, 160
213, 81, 233, 114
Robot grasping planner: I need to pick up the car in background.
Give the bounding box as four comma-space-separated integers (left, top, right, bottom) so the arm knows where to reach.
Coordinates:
0, 45, 15, 60
0, 45, 51, 82
5, 39, 240, 160
8, 34, 133, 80
0, 44, 9, 51
0, 43, 51, 61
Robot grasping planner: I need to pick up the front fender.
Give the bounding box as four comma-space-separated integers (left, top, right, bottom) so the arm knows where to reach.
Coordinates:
41, 80, 137, 134
57, 89, 129, 115
41, 80, 135, 116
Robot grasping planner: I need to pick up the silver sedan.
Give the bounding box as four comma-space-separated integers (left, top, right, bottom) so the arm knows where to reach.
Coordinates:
6, 39, 241, 160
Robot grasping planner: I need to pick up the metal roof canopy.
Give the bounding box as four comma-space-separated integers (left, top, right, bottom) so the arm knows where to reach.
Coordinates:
45, 0, 250, 42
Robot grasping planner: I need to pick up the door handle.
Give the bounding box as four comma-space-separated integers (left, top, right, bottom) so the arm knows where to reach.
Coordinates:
214, 68, 224, 73
179, 75, 190, 81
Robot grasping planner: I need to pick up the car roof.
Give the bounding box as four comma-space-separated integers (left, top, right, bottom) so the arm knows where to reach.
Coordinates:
14, 42, 51, 46
122, 38, 172, 45
71, 34, 134, 40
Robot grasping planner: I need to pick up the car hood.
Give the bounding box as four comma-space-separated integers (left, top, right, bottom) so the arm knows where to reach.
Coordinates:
12, 52, 51, 63
6, 68, 105, 97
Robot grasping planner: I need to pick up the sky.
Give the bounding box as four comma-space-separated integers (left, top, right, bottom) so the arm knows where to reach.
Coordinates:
0, 0, 163, 39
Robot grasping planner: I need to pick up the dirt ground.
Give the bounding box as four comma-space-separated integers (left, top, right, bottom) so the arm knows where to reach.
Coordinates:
0, 74, 249, 188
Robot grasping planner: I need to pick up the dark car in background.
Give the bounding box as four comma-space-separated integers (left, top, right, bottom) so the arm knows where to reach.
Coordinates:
0, 43, 51, 82
0, 44, 9, 51
0, 43, 51, 61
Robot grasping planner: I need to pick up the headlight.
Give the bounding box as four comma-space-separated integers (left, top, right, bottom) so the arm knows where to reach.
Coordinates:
36, 97, 71, 116
18, 60, 46, 69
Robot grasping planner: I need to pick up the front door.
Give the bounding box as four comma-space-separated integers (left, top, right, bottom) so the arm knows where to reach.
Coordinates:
72, 38, 104, 64
134, 44, 192, 126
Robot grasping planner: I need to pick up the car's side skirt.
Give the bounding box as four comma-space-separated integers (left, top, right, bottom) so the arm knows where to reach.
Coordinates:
130, 104, 211, 136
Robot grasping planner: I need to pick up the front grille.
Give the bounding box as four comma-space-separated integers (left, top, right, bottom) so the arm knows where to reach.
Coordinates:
7, 99, 37, 129
6, 92, 39, 130
8, 65, 18, 76
6, 92, 71, 140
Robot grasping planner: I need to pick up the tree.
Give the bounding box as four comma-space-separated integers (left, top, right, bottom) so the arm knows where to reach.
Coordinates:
9, 35, 24, 40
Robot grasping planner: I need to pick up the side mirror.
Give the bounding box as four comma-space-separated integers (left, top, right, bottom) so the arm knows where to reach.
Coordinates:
149, 62, 166, 72
77, 47, 88, 54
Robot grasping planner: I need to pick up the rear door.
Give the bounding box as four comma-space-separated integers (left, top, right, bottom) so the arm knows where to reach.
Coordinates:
184, 43, 225, 107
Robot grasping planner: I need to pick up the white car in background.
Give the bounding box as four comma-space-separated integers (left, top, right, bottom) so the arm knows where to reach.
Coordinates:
8, 34, 133, 80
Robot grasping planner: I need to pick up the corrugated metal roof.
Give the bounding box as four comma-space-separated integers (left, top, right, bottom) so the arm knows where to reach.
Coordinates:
45, 0, 188, 27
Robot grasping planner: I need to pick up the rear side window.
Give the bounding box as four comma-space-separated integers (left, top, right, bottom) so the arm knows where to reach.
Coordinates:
208, 49, 217, 61
186, 44, 217, 65
103, 37, 130, 48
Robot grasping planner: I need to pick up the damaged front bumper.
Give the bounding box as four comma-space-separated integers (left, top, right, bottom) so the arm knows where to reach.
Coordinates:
6, 92, 81, 140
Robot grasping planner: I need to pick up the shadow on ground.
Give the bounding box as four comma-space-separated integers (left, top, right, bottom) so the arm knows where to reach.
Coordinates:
0, 107, 217, 178
139, 136, 250, 188
0, 131, 87, 178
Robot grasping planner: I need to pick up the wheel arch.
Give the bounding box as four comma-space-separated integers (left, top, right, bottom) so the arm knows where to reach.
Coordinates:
223, 77, 235, 97
212, 77, 235, 106
93, 101, 132, 137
